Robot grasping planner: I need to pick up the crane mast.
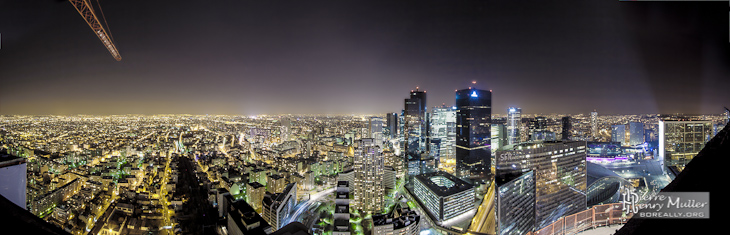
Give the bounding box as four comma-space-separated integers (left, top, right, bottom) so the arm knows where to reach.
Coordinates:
68, 0, 121, 61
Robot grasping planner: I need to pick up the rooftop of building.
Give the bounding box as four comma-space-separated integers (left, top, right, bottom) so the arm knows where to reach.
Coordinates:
373, 202, 420, 229
0, 153, 25, 168
414, 171, 473, 197
229, 199, 271, 234
247, 181, 265, 188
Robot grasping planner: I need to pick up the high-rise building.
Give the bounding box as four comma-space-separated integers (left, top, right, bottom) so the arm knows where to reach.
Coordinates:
496, 171, 536, 235
628, 122, 644, 146
590, 110, 598, 140
495, 141, 587, 229
404, 89, 427, 156
262, 183, 297, 230
245, 181, 266, 212
353, 138, 384, 214
507, 107, 522, 145
413, 171, 474, 222
280, 117, 292, 141
404, 89, 427, 185
528, 117, 547, 139
455, 88, 492, 180
266, 174, 286, 193
387, 113, 398, 139
370, 117, 384, 148
611, 124, 626, 146
431, 105, 457, 162
561, 116, 571, 141
659, 119, 713, 173
491, 124, 507, 159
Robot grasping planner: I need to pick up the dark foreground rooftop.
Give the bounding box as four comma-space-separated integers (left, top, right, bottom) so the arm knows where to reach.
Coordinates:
0, 193, 70, 235
615, 122, 729, 235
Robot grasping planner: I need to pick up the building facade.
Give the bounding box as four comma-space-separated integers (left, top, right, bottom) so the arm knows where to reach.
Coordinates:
353, 138, 385, 214
491, 124, 507, 161
334, 181, 351, 235
496, 171, 536, 235
0, 156, 26, 209
495, 141, 587, 229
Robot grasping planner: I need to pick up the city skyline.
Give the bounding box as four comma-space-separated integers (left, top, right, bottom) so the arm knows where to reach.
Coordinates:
2, 1, 729, 116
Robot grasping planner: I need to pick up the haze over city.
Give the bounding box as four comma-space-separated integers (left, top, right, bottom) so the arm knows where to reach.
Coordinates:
1, 1, 728, 116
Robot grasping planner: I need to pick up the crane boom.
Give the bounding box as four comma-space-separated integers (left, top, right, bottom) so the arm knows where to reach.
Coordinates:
68, 0, 121, 61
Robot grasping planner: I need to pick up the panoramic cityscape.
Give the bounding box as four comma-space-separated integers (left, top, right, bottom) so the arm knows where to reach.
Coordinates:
0, 1, 727, 235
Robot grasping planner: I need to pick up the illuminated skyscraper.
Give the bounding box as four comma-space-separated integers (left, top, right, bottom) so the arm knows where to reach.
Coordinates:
628, 122, 644, 146
455, 87, 491, 181
507, 107, 522, 145
590, 110, 598, 140
404, 89, 427, 184
611, 124, 626, 146
353, 138, 384, 214
659, 119, 712, 173
431, 105, 456, 162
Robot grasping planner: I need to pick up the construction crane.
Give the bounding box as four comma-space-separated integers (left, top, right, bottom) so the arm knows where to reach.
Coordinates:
68, 0, 121, 61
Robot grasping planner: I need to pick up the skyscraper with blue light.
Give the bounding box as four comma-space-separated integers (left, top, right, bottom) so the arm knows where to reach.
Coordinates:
455, 87, 491, 181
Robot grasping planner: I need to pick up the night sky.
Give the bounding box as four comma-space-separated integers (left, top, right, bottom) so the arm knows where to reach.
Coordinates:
1, 1, 728, 115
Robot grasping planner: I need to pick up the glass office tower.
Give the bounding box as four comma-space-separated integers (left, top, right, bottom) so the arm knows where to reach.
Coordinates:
431, 105, 457, 162
507, 107, 522, 145
659, 119, 713, 173
455, 88, 491, 181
